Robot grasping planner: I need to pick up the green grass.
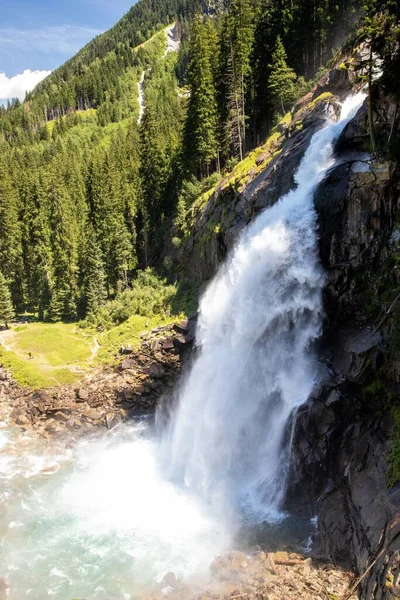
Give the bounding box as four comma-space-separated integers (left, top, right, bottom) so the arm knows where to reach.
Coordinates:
0, 347, 53, 388
0, 323, 93, 388
11, 323, 92, 366
307, 91, 334, 110
95, 314, 180, 364
0, 272, 197, 386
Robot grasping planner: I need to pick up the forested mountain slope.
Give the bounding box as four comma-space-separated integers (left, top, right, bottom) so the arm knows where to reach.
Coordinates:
0, 0, 394, 328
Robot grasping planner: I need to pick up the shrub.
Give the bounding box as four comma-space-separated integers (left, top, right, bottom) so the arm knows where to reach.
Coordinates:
83, 268, 177, 329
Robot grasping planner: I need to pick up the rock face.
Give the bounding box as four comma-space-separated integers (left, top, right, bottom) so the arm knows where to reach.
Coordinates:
287, 83, 400, 599
172, 58, 400, 599
176, 93, 343, 281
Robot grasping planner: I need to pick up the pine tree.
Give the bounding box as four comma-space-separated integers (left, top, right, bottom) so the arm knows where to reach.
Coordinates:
45, 162, 79, 321
355, 0, 398, 152
83, 227, 107, 315
268, 36, 297, 115
221, 0, 256, 160
184, 17, 219, 177
0, 157, 24, 309
0, 272, 14, 328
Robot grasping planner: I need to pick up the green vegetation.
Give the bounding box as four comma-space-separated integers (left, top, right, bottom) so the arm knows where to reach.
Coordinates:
0, 323, 92, 388
11, 323, 91, 366
355, 0, 399, 153
0, 0, 374, 324
83, 269, 177, 329
95, 314, 178, 364
0, 272, 14, 327
0, 269, 201, 386
268, 36, 297, 115
307, 92, 335, 110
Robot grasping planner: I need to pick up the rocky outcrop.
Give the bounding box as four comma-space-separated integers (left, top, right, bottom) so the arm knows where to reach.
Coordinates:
315, 156, 395, 323
285, 86, 400, 599
177, 94, 343, 281
145, 550, 358, 600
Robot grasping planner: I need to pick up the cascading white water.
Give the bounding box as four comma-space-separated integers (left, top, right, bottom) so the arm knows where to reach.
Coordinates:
166, 93, 366, 521
0, 94, 365, 599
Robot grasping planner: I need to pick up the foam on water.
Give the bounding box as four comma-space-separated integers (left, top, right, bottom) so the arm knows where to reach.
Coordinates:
0, 424, 231, 599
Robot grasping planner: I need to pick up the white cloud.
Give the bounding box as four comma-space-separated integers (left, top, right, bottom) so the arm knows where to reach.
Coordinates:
0, 69, 51, 101
0, 25, 103, 55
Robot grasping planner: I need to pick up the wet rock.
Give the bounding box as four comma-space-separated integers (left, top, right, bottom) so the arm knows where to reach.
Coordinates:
148, 362, 166, 379
312, 65, 356, 101
105, 412, 121, 429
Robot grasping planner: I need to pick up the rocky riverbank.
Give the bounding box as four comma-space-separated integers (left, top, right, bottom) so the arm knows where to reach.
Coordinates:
145, 551, 359, 600
0, 317, 195, 439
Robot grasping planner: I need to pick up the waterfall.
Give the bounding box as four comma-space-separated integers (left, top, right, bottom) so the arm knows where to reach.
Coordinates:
165, 93, 366, 521
0, 94, 366, 599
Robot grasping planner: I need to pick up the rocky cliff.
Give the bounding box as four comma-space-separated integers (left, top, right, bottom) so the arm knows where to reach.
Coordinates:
174, 49, 400, 598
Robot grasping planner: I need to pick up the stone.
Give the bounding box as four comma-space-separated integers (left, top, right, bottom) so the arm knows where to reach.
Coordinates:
16, 414, 30, 425
266, 554, 278, 575
229, 551, 248, 570
76, 388, 89, 402
273, 551, 289, 563
148, 362, 166, 379
255, 152, 270, 166
173, 320, 189, 334
162, 339, 175, 351
119, 345, 133, 355
151, 339, 161, 352
120, 358, 134, 370
105, 412, 121, 429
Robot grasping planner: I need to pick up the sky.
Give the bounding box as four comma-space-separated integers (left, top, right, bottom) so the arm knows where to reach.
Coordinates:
0, 0, 136, 102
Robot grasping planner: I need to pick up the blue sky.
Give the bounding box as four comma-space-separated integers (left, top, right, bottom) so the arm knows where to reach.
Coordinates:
0, 0, 136, 101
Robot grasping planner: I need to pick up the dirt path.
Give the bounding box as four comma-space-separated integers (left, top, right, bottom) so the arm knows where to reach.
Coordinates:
0, 329, 16, 352
90, 336, 101, 362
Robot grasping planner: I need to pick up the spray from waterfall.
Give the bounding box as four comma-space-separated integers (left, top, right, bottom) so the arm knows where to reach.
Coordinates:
164, 93, 366, 522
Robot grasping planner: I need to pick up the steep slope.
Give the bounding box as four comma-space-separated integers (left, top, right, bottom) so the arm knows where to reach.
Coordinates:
169, 44, 400, 599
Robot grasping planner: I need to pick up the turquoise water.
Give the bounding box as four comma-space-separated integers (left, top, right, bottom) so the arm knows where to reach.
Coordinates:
0, 424, 231, 599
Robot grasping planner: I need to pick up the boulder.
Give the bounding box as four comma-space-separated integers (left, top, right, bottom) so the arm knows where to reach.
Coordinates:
76, 388, 89, 402
119, 345, 133, 355
120, 358, 134, 371
148, 362, 166, 379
